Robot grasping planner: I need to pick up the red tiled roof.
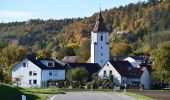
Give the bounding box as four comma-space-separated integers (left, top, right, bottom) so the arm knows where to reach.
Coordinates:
109, 60, 144, 78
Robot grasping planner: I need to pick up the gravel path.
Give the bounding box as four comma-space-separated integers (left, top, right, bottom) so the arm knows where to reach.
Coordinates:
51, 92, 136, 100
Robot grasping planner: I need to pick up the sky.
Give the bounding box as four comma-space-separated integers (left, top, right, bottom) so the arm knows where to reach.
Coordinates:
0, 0, 147, 23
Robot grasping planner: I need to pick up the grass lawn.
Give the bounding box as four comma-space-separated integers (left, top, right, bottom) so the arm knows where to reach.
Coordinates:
0, 83, 45, 100
22, 87, 66, 94
0, 83, 65, 100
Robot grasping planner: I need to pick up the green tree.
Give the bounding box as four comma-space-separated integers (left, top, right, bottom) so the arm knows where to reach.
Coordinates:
111, 43, 132, 56
0, 46, 26, 83
151, 41, 170, 84
66, 67, 88, 84
77, 38, 90, 62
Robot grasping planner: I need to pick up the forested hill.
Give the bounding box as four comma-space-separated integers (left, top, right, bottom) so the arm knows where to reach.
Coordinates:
0, 0, 170, 62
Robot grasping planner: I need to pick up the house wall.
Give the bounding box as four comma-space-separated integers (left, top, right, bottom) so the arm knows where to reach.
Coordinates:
91, 31, 110, 67
126, 78, 140, 84
12, 59, 42, 88
98, 61, 121, 85
41, 70, 65, 81
140, 67, 151, 89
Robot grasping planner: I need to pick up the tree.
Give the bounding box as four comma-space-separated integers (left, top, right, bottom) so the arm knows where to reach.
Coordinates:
36, 50, 46, 58
151, 41, 170, 84
66, 67, 88, 84
0, 46, 26, 83
77, 38, 90, 62
111, 43, 132, 56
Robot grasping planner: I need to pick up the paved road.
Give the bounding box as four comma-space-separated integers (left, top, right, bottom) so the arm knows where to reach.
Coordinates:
51, 92, 135, 100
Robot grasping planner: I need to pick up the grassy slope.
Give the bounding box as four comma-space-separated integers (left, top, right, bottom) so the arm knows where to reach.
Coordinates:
22, 88, 65, 94
0, 83, 46, 100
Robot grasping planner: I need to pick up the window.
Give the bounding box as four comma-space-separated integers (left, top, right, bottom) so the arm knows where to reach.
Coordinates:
101, 53, 103, 56
101, 60, 103, 63
104, 70, 106, 75
48, 62, 54, 67
109, 70, 112, 75
23, 62, 26, 67
101, 46, 103, 49
29, 80, 32, 84
33, 71, 37, 76
29, 71, 32, 76
101, 36, 103, 41
107, 63, 109, 66
33, 80, 37, 84
122, 80, 125, 84
49, 71, 52, 76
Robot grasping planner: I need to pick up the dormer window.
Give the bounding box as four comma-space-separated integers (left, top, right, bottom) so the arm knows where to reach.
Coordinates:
48, 62, 54, 67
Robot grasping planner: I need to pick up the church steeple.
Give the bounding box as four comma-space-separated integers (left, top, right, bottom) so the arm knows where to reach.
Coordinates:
91, 11, 108, 32
91, 9, 110, 67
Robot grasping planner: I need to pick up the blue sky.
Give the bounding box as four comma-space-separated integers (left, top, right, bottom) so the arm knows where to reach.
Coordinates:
0, 0, 147, 23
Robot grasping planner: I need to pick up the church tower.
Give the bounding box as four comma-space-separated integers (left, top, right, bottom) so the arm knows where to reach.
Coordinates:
91, 11, 110, 67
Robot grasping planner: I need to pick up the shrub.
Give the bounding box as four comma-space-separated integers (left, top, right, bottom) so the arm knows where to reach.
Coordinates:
64, 81, 69, 88
58, 81, 64, 88
90, 81, 98, 89
86, 82, 91, 89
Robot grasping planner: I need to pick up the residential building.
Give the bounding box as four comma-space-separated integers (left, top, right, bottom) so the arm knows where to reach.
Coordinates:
12, 56, 65, 88
98, 60, 151, 89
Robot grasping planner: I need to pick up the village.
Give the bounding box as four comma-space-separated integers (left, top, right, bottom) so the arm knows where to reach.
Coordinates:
11, 12, 152, 90
0, 0, 170, 100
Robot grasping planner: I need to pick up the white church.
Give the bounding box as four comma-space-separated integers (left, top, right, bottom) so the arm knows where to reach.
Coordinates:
12, 11, 151, 89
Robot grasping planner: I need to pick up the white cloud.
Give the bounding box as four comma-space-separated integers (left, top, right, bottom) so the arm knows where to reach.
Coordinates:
0, 11, 38, 17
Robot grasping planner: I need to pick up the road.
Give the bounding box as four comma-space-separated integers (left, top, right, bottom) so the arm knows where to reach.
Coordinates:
51, 92, 136, 100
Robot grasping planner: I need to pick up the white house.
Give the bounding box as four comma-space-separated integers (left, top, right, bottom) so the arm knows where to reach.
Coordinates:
124, 56, 146, 68
12, 56, 65, 88
98, 60, 151, 89
90, 11, 110, 67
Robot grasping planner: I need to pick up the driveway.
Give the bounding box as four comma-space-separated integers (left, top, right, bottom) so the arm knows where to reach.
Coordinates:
51, 92, 135, 100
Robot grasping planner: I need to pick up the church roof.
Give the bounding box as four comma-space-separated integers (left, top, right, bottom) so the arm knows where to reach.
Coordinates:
91, 12, 108, 32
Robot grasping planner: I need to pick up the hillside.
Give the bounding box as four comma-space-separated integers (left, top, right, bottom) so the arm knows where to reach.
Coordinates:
0, 0, 170, 62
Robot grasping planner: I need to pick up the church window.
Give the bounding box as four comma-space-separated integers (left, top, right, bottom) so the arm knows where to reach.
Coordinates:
101, 36, 103, 41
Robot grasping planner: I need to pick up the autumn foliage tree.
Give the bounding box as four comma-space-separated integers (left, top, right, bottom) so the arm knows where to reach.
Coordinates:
111, 43, 131, 56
